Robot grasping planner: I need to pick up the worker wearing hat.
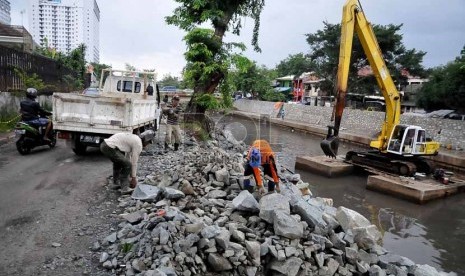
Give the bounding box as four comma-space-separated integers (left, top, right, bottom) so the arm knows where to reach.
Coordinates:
243, 139, 280, 195
163, 95, 183, 150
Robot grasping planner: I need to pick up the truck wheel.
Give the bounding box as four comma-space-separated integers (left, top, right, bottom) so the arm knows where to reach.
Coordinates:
73, 140, 87, 155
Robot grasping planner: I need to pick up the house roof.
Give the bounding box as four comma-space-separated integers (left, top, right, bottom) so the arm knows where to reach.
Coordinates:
276, 75, 295, 81
0, 23, 23, 37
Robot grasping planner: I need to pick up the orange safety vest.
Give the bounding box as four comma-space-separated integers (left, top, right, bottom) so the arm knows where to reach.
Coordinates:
247, 140, 279, 185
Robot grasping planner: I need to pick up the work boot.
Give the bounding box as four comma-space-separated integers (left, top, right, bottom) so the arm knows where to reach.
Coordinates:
267, 180, 276, 192
243, 179, 254, 193
164, 142, 169, 150
174, 143, 179, 151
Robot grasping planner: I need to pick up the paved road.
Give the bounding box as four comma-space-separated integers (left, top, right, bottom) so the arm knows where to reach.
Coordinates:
0, 140, 116, 275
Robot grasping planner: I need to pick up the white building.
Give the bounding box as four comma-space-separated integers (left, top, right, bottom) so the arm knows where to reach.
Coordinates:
29, 0, 100, 63
0, 0, 11, 25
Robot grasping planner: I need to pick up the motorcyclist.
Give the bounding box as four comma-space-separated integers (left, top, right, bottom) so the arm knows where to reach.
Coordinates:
19, 88, 53, 141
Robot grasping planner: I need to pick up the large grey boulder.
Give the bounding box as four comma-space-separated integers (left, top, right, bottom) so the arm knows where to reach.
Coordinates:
201, 225, 221, 239
259, 193, 290, 223
131, 184, 162, 201
215, 167, 230, 184
163, 187, 185, 200
207, 253, 233, 271
336, 207, 371, 232
273, 210, 304, 239
353, 225, 382, 250
292, 198, 327, 229
232, 190, 259, 213
245, 240, 261, 266
269, 257, 303, 276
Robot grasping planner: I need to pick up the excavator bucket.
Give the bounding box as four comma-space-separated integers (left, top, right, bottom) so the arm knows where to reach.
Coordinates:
320, 126, 339, 158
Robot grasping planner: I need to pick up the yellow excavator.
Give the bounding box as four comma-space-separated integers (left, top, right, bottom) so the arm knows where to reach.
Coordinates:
320, 0, 440, 176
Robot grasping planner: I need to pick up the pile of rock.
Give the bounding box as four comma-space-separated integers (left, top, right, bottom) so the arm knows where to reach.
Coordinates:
96, 130, 453, 276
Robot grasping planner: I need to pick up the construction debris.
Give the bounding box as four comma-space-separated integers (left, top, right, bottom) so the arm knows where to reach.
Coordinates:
95, 128, 453, 275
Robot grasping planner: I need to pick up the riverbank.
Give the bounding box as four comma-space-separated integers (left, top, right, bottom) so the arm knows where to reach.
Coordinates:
93, 128, 455, 275
231, 100, 465, 173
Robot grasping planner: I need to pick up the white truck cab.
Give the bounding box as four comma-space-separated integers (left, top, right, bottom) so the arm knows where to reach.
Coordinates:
53, 69, 161, 155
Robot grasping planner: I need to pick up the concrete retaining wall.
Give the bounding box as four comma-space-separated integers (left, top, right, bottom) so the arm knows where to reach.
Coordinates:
233, 99, 465, 150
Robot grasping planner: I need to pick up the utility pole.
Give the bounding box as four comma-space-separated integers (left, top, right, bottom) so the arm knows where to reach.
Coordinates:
20, 9, 25, 26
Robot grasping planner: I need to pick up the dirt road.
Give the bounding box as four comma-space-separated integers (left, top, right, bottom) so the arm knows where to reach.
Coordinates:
0, 140, 118, 275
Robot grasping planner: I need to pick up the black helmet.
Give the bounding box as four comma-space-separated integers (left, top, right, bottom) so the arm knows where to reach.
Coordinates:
26, 88, 38, 99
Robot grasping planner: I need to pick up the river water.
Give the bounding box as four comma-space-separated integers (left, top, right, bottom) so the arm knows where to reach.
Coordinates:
217, 114, 465, 275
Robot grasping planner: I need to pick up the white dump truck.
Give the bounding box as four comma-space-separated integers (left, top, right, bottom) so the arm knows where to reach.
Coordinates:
53, 69, 161, 155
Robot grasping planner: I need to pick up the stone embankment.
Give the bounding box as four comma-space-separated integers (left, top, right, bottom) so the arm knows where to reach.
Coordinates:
233, 100, 465, 151
232, 100, 465, 171
94, 129, 454, 276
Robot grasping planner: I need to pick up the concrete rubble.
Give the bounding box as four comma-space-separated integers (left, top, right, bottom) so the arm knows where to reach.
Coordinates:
96, 128, 455, 276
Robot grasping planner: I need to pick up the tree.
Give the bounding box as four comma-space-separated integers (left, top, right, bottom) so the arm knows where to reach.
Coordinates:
306, 22, 426, 95
166, 0, 265, 123
276, 53, 315, 77
417, 46, 465, 112
90, 62, 111, 81
159, 74, 182, 88
229, 61, 277, 100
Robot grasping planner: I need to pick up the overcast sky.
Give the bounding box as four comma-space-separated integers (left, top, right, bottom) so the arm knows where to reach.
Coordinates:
11, 0, 465, 78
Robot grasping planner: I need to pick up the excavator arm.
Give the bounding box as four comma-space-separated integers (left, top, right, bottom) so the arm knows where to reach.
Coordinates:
321, 0, 401, 158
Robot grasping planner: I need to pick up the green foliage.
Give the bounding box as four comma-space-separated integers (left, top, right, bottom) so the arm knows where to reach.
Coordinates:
229, 60, 276, 100
276, 53, 315, 76
121, 243, 133, 253
167, 0, 265, 117
90, 62, 111, 81
0, 109, 20, 133
262, 90, 286, 102
159, 74, 182, 88
35, 43, 87, 90
14, 68, 46, 91
194, 93, 219, 110
306, 22, 426, 95
166, 0, 265, 52
417, 46, 465, 112
62, 74, 83, 91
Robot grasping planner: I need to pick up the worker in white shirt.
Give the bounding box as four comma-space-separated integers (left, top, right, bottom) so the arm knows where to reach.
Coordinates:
100, 130, 154, 194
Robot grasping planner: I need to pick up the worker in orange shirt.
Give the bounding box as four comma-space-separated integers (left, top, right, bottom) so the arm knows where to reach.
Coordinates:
243, 140, 280, 195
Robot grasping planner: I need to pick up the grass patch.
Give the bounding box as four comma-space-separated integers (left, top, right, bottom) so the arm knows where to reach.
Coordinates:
0, 110, 20, 133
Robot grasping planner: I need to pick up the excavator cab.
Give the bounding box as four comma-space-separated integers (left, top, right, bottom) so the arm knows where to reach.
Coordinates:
387, 125, 439, 156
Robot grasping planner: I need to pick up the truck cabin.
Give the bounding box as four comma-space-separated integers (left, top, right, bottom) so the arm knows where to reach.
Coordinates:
387, 125, 428, 156
100, 69, 157, 96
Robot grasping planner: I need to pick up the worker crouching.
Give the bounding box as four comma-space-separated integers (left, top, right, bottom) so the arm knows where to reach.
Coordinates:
100, 130, 154, 195
243, 140, 280, 195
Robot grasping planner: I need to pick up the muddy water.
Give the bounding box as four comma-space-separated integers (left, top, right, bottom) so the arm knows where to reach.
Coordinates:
218, 114, 465, 274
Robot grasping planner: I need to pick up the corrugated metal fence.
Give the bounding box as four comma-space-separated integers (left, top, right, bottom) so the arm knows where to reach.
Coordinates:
0, 45, 77, 91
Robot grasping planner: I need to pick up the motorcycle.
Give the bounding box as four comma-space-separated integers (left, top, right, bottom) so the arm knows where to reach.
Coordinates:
14, 117, 57, 155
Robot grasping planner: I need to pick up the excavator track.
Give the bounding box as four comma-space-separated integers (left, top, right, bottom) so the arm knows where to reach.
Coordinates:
346, 151, 418, 177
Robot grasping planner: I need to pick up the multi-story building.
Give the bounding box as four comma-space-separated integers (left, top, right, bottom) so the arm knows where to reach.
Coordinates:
0, 0, 11, 25
29, 0, 100, 63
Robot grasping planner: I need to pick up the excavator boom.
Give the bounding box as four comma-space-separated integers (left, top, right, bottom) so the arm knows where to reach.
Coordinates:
321, 0, 401, 158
